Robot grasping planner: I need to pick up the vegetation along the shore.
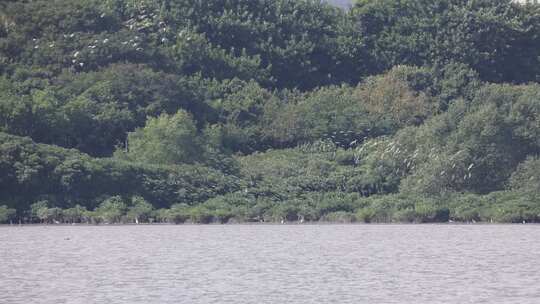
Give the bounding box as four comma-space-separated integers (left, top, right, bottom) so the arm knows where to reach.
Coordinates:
0, 0, 539, 224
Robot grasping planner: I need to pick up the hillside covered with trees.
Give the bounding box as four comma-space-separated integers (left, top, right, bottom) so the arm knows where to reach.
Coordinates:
0, 0, 539, 224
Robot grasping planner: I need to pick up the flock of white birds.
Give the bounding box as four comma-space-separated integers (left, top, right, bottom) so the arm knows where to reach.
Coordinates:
30, 5, 172, 69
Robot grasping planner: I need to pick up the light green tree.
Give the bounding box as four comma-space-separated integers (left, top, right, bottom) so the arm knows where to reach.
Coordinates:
126, 196, 154, 224
96, 196, 127, 224
0, 205, 16, 224
30, 201, 49, 223
116, 110, 202, 165
63, 205, 88, 223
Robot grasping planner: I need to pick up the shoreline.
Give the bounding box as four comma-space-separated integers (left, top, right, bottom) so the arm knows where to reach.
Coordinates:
1, 221, 537, 227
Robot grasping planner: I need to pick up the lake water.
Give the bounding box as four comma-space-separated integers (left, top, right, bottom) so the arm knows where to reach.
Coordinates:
1, 225, 539, 303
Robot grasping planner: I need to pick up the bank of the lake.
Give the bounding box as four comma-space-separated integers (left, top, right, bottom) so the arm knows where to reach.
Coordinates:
3, 190, 539, 225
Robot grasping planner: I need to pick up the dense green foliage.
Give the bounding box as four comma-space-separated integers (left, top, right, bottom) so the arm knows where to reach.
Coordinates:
0, 0, 539, 224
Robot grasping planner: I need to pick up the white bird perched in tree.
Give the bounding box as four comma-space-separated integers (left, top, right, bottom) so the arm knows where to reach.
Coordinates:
468, 163, 475, 171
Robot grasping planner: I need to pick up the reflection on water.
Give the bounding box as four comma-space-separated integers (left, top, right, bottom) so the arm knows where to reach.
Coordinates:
1, 225, 539, 303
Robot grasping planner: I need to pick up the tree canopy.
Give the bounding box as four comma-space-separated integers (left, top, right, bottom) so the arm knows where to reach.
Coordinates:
0, 0, 539, 224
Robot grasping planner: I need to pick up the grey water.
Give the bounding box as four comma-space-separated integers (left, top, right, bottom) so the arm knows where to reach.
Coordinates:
1, 225, 539, 304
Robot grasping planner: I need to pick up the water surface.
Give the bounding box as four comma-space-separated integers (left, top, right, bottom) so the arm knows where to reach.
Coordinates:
1, 225, 539, 303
